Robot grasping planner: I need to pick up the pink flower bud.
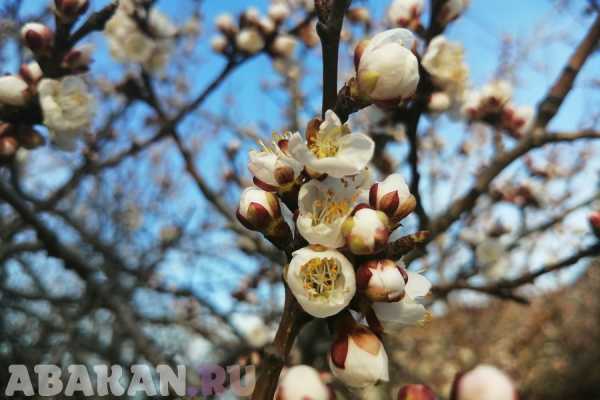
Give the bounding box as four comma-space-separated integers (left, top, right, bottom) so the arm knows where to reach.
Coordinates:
329, 324, 389, 388
54, 0, 89, 21
438, 0, 469, 25
20, 23, 54, 53
387, 0, 424, 29
342, 208, 390, 255
0, 75, 30, 106
237, 187, 281, 231
398, 384, 437, 400
451, 365, 518, 400
62, 45, 94, 73
369, 173, 416, 224
347, 7, 371, 24
357, 259, 408, 302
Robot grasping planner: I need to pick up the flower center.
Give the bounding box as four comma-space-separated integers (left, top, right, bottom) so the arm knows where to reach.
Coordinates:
311, 190, 351, 226
308, 127, 344, 158
300, 257, 341, 300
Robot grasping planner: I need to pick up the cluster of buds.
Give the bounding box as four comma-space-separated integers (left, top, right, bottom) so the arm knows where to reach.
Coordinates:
20, 21, 93, 76
212, 4, 298, 60
461, 80, 533, 138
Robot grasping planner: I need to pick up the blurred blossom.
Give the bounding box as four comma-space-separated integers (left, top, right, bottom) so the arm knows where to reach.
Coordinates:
451, 364, 518, 400
275, 365, 333, 400
236, 28, 265, 54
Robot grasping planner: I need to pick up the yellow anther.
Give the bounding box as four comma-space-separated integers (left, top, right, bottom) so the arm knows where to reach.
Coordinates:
300, 257, 341, 300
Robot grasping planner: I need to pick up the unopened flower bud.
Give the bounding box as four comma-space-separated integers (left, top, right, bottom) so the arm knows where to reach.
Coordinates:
398, 384, 437, 400
428, 92, 451, 113
271, 35, 297, 58
347, 7, 371, 24
387, 0, 424, 29
357, 259, 408, 302
589, 211, 600, 238
342, 208, 390, 255
0, 135, 18, 157
236, 28, 265, 54
275, 365, 334, 400
329, 324, 389, 388
369, 173, 416, 224
259, 17, 276, 35
211, 35, 229, 54
237, 187, 281, 231
268, 3, 290, 24
54, 0, 90, 21
243, 7, 261, 25
19, 62, 43, 85
0, 75, 30, 106
237, 187, 292, 247
62, 44, 94, 72
20, 23, 54, 53
215, 13, 237, 35
439, 0, 469, 25
355, 29, 419, 105
450, 365, 518, 400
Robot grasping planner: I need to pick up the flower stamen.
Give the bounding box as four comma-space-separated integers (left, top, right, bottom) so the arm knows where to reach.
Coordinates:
300, 257, 341, 300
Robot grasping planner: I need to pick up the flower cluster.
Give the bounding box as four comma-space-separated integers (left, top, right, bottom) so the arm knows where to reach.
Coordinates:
104, 0, 177, 73
238, 106, 431, 388
462, 80, 533, 138
211, 4, 298, 60
0, 2, 97, 157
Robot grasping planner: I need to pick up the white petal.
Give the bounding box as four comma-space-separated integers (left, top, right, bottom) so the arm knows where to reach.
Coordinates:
405, 271, 431, 299
373, 299, 427, 327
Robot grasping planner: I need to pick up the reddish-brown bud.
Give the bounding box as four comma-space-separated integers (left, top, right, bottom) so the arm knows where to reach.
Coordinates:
398, 384, 437, 400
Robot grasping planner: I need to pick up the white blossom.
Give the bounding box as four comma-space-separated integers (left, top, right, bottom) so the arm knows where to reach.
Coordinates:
296, 173, 370, 248
38, 76, 94, 150
422, 36, 469, 95
288, 110, 374, 178
286, 246, 356, 318
215, 13, 237, 34
104, 3, 176, 73
275, 365, 331, 400
329, 325, 389, 388
452, 365, 517, 400
0, 75, 30, 106
372, 270, 431, 328
248, 132, 303, 191
475, 239, 509, 280
355, 29, 419, 103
